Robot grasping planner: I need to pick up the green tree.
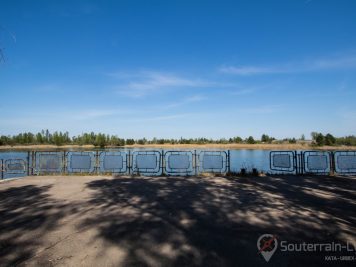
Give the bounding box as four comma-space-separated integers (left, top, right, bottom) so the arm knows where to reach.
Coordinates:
218, 138, 228, 144
45, 129, 50, 143
261, 134, 269, 143
324, 133, 336, 146
95, 133, 107, 148
126, 139, 135, 145
52, 131, 64, 146
137, 138, 147, 145
315, 133, 325, 146
288, 138, 296, 144
335, 135, 356, 146
311, 132, 319, 141
233, 136, 242, 144
246, 136, 255, 144
36, 132, 44, 144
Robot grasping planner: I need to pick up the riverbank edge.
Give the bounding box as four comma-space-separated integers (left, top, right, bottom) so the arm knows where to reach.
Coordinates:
1, 144, 356, 151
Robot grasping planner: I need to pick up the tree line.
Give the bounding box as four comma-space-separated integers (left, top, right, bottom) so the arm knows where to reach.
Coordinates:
311, 132, 356, 146
0, 130, 355, 148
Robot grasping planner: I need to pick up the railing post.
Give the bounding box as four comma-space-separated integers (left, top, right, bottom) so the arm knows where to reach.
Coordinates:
128, 150, 131, 175
1, 159, 3, 180
294, 150, 298, 175
31, 151, 35, 175
27, 151, 31, 176
161, 150, 165, 176
299, 152, 303, 175
63, 151, 67, 174
227, 150, 231, 174
96, 150, 99, 175
329, 151, 335, 175
194, 150, 197, 176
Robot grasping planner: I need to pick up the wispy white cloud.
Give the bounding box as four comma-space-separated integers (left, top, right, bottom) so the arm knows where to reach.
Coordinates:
125, 113, 192, 123
219, 54, 356, 75
227, 83, 282, 96
165, 94, 206, 108
311, 56, 356, 70
220, 66, 282, 75
108, 70, 215, 97
72, 109, 122, 120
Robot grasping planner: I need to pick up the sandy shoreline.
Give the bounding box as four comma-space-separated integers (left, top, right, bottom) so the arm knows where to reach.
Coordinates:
1, 143, 356, 151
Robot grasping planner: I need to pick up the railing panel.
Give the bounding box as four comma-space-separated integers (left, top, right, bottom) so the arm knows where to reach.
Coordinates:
164, 151, 193, 175
270, 151, 295, 172
35, 152, 63, 174
2, 149, 353, 177
99, 151, 127, 173
132, 151, 161, 175
4, 159, 27, 174
66, 152, 95, 173
334, 151, 356, 175
199, 151, 227, 173
303, 151, 331, 174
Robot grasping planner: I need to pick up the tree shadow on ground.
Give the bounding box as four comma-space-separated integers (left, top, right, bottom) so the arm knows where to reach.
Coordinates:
0, 184, 76, 266
83, 175, 356, 267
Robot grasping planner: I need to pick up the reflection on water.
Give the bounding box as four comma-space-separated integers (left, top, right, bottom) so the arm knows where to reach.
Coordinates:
229, 150, 270, 172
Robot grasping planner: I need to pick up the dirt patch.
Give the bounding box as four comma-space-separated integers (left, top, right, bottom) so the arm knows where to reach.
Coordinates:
0, 175, 355, 266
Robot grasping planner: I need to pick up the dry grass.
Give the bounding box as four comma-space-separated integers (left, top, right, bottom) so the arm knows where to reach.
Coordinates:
124, 143, 356, 150
0, 144, 95, 151
1, 143, 356, 150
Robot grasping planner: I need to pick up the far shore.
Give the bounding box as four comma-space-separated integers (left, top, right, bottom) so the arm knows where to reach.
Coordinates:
1, 143, 356, 151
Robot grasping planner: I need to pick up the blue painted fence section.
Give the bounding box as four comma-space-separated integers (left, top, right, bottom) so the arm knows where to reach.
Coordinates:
0, 150, 355, 179
0, 152, 30, 179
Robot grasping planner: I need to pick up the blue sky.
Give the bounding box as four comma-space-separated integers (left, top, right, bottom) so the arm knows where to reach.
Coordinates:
1, 0, 356, 139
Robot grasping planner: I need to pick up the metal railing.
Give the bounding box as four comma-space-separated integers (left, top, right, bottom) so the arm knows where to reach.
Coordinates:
269, 150, 356, 175
27, 150, 229, 176
1, 149, 355, 179
334, 151, 356, 175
